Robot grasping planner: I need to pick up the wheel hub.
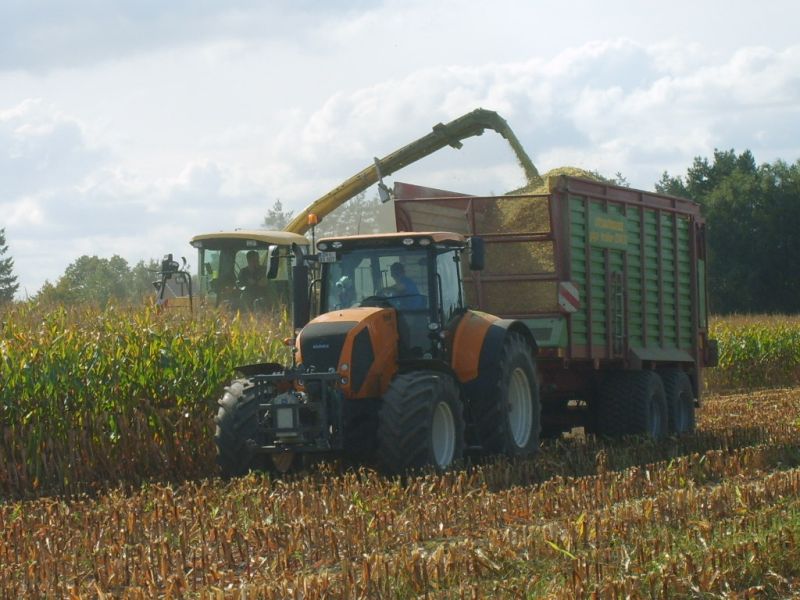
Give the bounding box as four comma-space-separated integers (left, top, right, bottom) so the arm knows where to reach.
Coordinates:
508, 367, 533, 448
431, 401, 456, 468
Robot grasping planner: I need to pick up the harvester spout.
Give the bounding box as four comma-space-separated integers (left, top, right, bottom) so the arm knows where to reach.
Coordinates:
284, 108, 541, 235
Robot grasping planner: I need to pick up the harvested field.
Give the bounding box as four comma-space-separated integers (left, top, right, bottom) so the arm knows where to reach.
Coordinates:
3, 304, 800, 596
2, 387, 800, 598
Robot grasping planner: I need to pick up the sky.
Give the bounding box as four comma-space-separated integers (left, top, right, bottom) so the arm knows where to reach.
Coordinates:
2, 0, 799, 297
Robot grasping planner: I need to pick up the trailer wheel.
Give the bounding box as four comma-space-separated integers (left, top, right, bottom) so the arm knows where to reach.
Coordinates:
659, 369, 695, 434
596, 371, 667, 439
376, 371, 465, 474
474, 333, 541, 457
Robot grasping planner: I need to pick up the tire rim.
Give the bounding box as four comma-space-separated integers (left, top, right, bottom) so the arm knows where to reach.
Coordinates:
508, 367, 533, 448
431, 401, 456, 468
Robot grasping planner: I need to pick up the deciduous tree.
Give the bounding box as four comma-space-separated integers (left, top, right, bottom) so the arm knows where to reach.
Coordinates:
658, 150, 800, 313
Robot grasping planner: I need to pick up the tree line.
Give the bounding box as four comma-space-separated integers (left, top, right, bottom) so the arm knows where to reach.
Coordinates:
656, 150, 800, 314
1, 150, 799, 313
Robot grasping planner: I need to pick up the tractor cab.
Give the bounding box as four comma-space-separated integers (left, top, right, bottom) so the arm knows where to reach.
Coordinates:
316, 232, 483, 360
190, 230, 309, 311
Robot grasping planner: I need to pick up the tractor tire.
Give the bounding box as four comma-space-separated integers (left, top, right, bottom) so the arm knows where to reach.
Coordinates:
376, 371, 465, 474
342, 398, 379, 464
659, 369, 695, 434
215, 380, 303, 477
595, 370, 668, 439
473, 333, 541, 457
215, 379, 267, 477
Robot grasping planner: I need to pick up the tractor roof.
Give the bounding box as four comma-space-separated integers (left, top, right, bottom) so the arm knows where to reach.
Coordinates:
317, 231, 466, 250
190, 230, 309, 249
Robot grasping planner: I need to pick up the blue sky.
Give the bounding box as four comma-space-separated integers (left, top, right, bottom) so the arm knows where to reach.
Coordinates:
2, 0, 799, 296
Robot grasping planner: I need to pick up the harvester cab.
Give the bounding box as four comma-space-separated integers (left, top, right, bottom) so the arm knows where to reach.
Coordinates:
189, 230, 310, 312
215, 231, 541, 476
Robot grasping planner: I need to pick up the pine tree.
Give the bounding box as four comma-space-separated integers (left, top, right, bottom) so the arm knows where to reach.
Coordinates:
262, 199, 294, 229
0, 228, 20, 303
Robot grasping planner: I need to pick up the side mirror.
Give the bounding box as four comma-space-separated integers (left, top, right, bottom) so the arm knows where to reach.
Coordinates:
469, 236, 485, 271
292, 264, 310, 330
267, 245, 280, 279
378, 182, 392, 204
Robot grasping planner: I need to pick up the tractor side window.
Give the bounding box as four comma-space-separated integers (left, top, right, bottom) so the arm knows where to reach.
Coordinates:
436, 249, 461, 321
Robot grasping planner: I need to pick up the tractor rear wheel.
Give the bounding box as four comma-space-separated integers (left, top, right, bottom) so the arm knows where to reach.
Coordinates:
474, 333, 541, 457
659, 369, 695, 434
376, 371, 465, 474
596, 370, 668, 439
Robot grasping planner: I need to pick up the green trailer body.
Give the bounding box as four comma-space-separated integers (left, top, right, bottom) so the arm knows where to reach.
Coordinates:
394, 176, 716, 434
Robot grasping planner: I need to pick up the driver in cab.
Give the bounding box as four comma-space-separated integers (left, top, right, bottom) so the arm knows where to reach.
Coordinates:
382, 262, 424, 309
238, 250, 267, 306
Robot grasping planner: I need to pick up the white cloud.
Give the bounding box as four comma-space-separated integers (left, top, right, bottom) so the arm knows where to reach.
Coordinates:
268, 40, 799, 194
0, 1, 374, 72
0, 99, 106, 198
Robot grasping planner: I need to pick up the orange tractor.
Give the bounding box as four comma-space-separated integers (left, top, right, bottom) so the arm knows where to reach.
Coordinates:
215, 230, 540, 474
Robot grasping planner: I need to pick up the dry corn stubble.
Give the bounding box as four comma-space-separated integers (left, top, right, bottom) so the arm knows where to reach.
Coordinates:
1, 387, 799, 598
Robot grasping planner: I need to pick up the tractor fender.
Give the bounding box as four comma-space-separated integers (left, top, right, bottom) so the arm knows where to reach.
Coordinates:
450, 312, 537, 398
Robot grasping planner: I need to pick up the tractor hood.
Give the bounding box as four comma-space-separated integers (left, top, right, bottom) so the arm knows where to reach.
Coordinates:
296, 307, 399, 398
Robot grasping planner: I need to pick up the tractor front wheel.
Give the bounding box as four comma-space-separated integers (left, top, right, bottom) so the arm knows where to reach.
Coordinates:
215, 379, 266, 477
376, 371, 465, 474
215, 379, 302, 477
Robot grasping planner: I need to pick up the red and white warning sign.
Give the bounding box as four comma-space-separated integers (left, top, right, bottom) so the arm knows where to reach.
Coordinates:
558, 281, 581, 313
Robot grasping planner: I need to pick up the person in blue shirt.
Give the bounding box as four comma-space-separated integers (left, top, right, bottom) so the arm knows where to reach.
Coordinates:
384, 262, 424, 309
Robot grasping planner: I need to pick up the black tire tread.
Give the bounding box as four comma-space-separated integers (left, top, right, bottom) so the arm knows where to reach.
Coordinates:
214, 379, 267, 477
376, 371, 464, 474
472, 332, 541, 456
596, 371, 667, 439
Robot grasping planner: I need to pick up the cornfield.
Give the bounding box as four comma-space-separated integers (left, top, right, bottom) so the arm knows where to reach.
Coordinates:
0, 303, 289, 498
708, 314, 800, 391
2, 304, 800, 597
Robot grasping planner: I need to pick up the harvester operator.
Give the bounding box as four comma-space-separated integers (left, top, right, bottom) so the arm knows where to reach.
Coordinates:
238, 250, 267, 307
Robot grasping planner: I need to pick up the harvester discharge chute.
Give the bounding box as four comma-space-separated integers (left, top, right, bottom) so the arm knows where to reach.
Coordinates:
284, 108, 542, 235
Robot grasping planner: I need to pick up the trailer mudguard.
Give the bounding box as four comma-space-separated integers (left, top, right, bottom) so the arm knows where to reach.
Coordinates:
450, 311, 537, 396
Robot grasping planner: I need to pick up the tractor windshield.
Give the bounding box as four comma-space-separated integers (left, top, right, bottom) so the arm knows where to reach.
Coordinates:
322, 248, 430, 313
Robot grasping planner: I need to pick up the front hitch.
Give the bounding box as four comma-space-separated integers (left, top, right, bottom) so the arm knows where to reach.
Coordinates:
247, 369, 342, 454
